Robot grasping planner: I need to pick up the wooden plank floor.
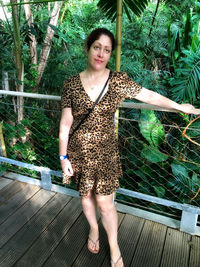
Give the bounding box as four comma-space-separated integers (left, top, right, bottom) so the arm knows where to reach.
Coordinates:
0, 176, 200, 267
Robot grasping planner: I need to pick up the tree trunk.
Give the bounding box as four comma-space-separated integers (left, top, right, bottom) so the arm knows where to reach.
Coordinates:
11, 0, 24, 122
148, 0, 160, 37
24, 0, 37, 65
16, 63, 24, 122
60, 1, 68, 23
35, 1, 63, 90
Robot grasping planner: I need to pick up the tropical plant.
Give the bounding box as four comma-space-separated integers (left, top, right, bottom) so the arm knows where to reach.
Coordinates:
169, 47, 200, 103
167, 9, 198, 71
97, 0, 150, 21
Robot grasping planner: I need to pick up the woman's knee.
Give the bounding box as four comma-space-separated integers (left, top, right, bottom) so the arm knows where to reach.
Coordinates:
81, 190, 94, 204
96, 195, 114, 214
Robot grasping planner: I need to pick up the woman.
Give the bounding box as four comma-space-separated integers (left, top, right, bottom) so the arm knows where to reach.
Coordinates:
59, 28, 198, 267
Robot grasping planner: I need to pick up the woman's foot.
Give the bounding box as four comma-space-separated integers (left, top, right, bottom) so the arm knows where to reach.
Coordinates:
88, 237, 99, 254
111, 255, 124, 267
110, 244, 124, 267
87, 227, 99, 254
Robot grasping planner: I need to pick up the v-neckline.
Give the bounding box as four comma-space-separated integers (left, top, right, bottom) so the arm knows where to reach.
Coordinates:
79, 71, 111, 104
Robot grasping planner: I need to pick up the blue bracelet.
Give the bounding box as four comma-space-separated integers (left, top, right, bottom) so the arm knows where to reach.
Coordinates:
59, 155, 69, 160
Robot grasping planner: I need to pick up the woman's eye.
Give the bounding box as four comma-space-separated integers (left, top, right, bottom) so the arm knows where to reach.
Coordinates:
94, 46, 99, 50
105, 49, 111, 54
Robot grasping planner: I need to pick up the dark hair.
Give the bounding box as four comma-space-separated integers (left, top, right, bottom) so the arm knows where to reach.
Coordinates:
86, 28, 116, 52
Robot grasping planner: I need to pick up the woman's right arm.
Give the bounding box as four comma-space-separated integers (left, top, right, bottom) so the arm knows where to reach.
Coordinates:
59, 107, 74, 176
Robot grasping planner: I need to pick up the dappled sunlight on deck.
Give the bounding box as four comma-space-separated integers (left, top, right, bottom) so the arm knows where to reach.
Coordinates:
0, 174, 200, 267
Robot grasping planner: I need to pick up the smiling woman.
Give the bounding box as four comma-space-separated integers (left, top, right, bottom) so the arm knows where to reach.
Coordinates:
59, 27, 199, 267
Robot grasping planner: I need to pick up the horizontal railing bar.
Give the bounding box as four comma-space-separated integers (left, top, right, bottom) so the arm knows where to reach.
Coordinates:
120, 102, 178, 113
0, 156, 62, 177
0, 90, 61, 101
117, 188, 200, 214
1, 156, 200, 214
0, 156, 51, 172
2, 90, 199, 113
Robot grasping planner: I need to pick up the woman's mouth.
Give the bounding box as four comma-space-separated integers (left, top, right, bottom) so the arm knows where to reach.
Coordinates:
95, 59, 103, 64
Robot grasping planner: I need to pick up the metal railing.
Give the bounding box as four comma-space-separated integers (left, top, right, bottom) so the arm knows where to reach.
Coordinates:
0, 90, 200, 235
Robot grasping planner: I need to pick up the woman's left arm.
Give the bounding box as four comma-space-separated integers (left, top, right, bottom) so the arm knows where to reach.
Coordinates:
134, 87, 200, 115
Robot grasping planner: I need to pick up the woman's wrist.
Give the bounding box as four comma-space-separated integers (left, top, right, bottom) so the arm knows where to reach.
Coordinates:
59, 154, 69, 160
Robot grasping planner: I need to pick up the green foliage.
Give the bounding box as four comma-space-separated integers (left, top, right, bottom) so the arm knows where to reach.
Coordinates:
97, 0, 150, 21
0, 20, 16, 83
183, 9, 192, 48
141, 146, 168, 163
169, 48, 200, 103
186, 120, 200, 138
167, 22, 181, 70
24, 64, 38, 88
168, 163, 200, 202
165, 0, 196, 21
139, 110, 165, 147
1, 101, 60, 170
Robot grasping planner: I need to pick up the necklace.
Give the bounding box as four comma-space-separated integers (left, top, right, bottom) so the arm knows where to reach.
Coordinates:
91, 86, 98, 90
90, 85, 103, 91
86, 69, 107, 91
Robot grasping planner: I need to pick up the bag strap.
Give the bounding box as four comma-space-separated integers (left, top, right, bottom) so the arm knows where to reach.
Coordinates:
70, 71, 112, 139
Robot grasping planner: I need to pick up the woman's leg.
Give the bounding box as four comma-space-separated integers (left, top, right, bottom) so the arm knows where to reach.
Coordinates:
81, 190, 99, 252
96, 194, 123, 266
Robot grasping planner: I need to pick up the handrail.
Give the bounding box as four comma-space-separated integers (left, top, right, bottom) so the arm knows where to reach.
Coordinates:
1, 90, 200, 113
0, 90, 60, 101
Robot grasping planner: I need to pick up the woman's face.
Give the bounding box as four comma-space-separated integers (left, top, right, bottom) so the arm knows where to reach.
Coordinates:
86, 34, 112, 71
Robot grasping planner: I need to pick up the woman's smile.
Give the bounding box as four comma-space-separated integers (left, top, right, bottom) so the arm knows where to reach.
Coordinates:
95, 59, 104, 63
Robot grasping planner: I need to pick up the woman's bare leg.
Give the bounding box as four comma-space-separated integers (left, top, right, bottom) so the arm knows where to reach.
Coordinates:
96, 194, 123, 266
81, 190, 99, 251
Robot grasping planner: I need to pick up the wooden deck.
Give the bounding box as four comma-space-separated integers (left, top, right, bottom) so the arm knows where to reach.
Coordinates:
0, 176, 200, 267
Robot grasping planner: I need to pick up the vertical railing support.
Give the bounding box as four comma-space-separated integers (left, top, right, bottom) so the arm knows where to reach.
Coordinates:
40, 168, 52, 191
0, 159, 2, 177
0, 123, 7, 157
180, 209, 198, 234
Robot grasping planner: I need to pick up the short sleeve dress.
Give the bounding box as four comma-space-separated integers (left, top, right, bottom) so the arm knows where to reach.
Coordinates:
61, 71, 142, 196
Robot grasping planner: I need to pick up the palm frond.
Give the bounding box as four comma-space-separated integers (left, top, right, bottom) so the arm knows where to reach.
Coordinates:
170, 48, 200, 103
97, 0, 150, 22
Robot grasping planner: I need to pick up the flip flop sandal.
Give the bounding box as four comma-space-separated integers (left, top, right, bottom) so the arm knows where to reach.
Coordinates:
87, 236, 99, 254
111, 255, 124, 267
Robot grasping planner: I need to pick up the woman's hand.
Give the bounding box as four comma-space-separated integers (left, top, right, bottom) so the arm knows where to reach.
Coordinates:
179, 104, 200, 115
61, 158, 74, 176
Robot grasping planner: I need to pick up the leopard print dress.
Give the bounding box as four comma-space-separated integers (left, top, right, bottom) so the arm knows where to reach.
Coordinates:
61, 71, 142, 196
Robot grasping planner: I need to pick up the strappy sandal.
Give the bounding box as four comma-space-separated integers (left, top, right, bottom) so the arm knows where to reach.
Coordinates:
111, 255, 124, 267
87, 236, 99, 254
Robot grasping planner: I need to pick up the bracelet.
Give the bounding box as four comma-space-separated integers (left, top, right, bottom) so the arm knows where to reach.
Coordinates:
59, 155, 69, 160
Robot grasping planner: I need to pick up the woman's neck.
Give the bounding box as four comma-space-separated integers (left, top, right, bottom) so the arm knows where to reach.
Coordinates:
84, 67, 108, 79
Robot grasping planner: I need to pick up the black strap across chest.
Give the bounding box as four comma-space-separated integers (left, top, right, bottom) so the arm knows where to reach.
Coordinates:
69, 71, 112, 139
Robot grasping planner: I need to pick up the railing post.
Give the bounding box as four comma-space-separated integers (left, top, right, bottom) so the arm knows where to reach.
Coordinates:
0, 124, 5, 176
0, 123, 7, 157
180, 209, 198, 234
0, 159, 2, 177
40, 169, 52, 191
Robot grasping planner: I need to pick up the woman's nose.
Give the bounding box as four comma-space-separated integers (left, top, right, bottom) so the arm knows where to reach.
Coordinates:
98, 49, 104, 57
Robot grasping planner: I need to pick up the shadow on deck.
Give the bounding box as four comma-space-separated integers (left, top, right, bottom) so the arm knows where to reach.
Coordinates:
0, 174, 200, 267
